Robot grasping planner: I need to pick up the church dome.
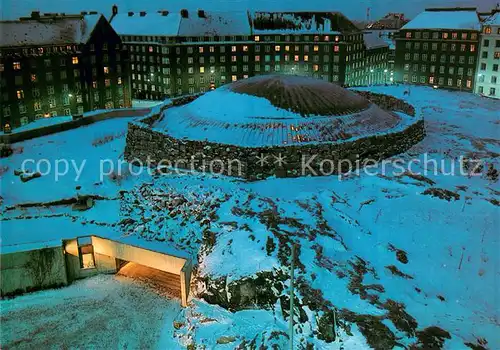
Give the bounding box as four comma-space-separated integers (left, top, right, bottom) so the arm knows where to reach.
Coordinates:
152, 74, 404, 147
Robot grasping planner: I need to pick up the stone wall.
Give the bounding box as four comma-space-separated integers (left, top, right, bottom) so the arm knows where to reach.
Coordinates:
124, 94, 425, 180
354, 91, 416, 116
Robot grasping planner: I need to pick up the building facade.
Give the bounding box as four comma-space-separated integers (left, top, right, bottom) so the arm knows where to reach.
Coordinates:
363, 32, 390, 84
395, 8, 481, 91
110, 9, 369, 100
0, 11, 131, 130
475, 10, 500, 99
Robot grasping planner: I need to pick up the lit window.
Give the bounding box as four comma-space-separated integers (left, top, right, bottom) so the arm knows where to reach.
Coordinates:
13, 62, 21, 70
314, 45, 319, 52
243, 46, 248, 52
31, 74, 37, 82
104, 66, 109, 74
72, 56, 79, 64
16, 90, 24, 99
118, 77, 122, 85
105, 79, 111, 87
285, 46, 290, 51
406, 32, 412, 38
149, 46, 153, 52
255, 36, 260, 42
79, 241, 95, 269
485, 27, 492, 34
335, 36, 339, 42
231, 46, 237, 52
324, 35, 330, 41
470, 45, 475, 52
275, 45, 281, 51
92, 81, 98, 88
294, 55, 299, 62
304, 55, 309, 61
255, 55, 260, 62
313, 64, 319, 71
199, 47, 204, 53
200, 67, 205, 73
232, 75, 237, 81
334, 46, 339, 52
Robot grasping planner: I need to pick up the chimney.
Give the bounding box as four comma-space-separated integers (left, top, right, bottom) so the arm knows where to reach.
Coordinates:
112, 5, 118, 16
162, 10, 169, 16
128, 11, 134, 16
81, 11, 88, 15
198, 9, 205, 18
140, 11, 146, 17
89, 11, 98, 15
31, 11, 41, 19
181, 9, 188, 18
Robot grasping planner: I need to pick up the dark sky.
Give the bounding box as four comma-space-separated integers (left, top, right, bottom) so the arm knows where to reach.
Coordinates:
1, 0, 497, 21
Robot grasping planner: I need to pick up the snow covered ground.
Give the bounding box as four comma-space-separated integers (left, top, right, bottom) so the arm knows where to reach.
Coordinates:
0, 275, 182, 349
1, 85, 498, 349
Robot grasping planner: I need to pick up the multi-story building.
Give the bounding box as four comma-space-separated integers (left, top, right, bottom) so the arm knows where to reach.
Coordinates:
109, 8, 367, 100
475, 10, 500, 99
395, 8, 481, 91
363, 32, 390, 84
0, 11, 131, 130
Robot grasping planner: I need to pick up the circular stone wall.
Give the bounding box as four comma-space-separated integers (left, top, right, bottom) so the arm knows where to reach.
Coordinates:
124, 77, 425, 180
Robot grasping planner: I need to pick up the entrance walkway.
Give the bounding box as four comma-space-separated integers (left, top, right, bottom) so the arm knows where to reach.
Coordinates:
117, 262, 181, 298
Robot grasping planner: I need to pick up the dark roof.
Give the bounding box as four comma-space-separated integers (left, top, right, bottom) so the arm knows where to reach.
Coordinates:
0, 14, 102, 47
229, 74, 370, 116
250, 11, 360, 34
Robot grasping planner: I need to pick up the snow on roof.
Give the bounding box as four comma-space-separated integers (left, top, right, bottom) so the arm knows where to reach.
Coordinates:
402, 9, 481, 31
0, 14, 102, 47
110, 12, 181, 37
178, 11, 251, 36
363, 32, 389, 49
1, 239, 62, 254
483, 11, 500, 26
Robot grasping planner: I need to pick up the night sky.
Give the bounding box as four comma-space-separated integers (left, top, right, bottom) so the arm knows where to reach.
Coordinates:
1, 0, 497, 21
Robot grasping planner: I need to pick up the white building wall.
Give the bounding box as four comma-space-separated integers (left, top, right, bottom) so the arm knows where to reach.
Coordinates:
475, 23, 500, 99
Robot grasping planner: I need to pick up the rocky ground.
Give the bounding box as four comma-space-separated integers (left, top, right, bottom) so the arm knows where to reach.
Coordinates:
1, 86, 499, 349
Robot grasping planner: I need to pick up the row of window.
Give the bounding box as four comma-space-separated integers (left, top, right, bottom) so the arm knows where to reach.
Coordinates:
404, 53, 476, 64
477, 74, 498, 84
484, 27, 500, 35
483, 39, 500, 48
122, 34, 345, 44
404, 42, 476, 52
480, 51, 500, 60
404, 31, 478, 40
479, 62, 500, 71
403, 63, 475, 76
403, 74, 473, 88
477, 86, 497, 96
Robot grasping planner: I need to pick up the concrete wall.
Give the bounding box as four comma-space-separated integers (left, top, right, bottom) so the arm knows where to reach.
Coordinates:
91, 236, 187, 275
0, 108, 151, 145
124, 93, 424, 180
0, 246, 68, 297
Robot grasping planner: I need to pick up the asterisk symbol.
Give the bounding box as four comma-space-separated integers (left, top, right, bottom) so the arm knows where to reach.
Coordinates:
273, 153, 287, 166
256, 154, 269, 166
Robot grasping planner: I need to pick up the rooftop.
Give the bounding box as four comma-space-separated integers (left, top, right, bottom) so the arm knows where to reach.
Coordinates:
363, 32, 390, 50
0, 13, 102, 47
483, 11, 500, 26
401, 7, 481, 31
152, 75, 407, 147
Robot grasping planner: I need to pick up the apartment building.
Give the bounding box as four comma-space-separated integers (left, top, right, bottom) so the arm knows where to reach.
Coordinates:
475, 10, 500, 98
109, 8, 367, 100
395, 8, 481, 91
0, 11, 131, 130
